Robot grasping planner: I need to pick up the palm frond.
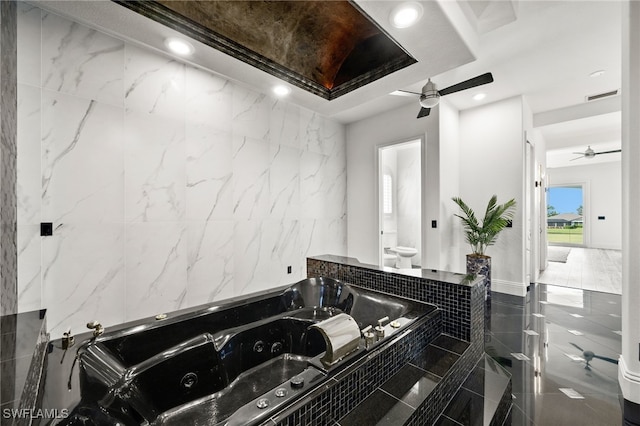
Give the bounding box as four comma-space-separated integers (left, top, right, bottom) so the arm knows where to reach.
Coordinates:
452, 195, 517, 255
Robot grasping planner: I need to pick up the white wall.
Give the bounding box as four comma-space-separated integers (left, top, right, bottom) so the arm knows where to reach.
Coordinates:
547, 162, 622, 249
396, 142, 422, 265
16, 4, 347, 338
458, 96, 527, 295
437, 101, 461, 271
346, 101, 440, 268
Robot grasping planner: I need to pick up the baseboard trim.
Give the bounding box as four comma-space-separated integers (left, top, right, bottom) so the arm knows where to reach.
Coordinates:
492, 279, 527, 297
619, 356, 640, 404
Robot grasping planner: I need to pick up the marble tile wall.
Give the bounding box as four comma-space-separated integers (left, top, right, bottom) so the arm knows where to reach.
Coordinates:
15, 4, 347, 338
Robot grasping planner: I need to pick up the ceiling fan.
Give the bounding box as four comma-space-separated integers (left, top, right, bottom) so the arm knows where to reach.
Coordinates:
571, 146, 622, 161
569, 342, 618, 371
391, 72, 494, 118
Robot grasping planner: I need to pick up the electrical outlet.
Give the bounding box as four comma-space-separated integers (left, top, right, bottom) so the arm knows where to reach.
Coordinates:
40, 222, 53, 236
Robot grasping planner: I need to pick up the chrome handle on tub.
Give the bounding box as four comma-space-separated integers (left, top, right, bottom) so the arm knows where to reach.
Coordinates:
374, 316, 389, 339
361, 325, 376, 348
86, 320, 104, 337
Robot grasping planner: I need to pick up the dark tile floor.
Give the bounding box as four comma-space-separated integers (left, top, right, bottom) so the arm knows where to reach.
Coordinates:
489, 283, 622, 426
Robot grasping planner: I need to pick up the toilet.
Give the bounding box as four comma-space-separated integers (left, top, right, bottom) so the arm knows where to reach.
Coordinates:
383, 253, 396, 267
389, 246, 418, 269
382, 230, 417, 268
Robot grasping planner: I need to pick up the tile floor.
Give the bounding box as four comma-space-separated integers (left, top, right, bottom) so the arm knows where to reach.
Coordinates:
490, 283, 622, 426
537, 247, 622, 294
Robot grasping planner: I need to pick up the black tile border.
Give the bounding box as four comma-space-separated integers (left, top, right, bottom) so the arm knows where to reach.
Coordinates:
267, 310, 442, 426
306, 256, 484, 343
260, 257, 487, 426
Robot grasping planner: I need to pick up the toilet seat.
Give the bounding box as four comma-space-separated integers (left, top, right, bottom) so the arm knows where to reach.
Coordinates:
392, 246, 417, 256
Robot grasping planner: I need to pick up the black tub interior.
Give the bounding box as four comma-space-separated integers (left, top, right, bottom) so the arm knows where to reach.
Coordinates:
64, 277, 435, 425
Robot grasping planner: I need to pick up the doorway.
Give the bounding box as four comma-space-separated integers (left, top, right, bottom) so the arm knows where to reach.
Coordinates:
377, 139, 422, 268
547, 184, 585, 246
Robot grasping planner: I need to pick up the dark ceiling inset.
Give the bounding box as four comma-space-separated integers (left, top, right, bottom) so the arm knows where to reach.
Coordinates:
113, 0, 417, 100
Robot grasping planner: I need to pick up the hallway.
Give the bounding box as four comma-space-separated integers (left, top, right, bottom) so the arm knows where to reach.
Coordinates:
538, 247, 622, 295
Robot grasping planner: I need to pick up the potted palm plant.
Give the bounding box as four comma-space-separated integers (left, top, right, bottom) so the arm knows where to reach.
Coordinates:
452, 195, 516, 301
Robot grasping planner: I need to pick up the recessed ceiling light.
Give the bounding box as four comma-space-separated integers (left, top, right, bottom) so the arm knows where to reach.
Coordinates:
590, 70, 605, 78
390, 2, 423, 29
273, 85, 291, 97
473, 93, 487, 101
164, 37, 194, 56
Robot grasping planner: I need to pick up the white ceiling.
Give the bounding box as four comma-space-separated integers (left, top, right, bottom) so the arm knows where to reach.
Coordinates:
32, 0, 623, 168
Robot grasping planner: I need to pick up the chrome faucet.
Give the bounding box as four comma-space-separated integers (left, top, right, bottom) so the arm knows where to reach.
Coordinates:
86, 320, 104, 337
309, 313, 361, 366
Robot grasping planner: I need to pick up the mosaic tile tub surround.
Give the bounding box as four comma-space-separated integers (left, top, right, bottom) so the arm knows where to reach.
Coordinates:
307, 255, 485, 345
265, 255, 489, 425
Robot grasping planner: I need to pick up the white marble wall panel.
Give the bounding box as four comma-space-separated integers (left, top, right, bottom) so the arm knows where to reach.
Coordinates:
232, 135, 269, 219
125, 110, 185, 222
15, 5, 347, 336
125, 223, 187, 320
234, 219, 274, 295
42, 223, 125, 338
17, 224, 41, 313
324, 218, 348, 257
300, 108, 322, 154
300, 219, 325, 259
266, 219, 303, 285
300, 150, 327, 219
41, 90, 124, 224
185, 66, 232, 132
186, 221, 234, 305
320, 115, 345, 157
323, 152, 347, 219
124, 44, 185, 118
269, 144, 300, 219
232, 85, 270, 141
186, 123, 233, 221
270, 100, 300, 148
42, 11, 124, 106
16, 2, 40, 87
42, 91, 124, 223
17, 84, 40, 225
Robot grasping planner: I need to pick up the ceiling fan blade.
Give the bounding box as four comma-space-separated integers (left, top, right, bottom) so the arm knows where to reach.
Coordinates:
592, 354, 619, 364
417, 107, 431, 118
595, 149, 622, 155
438, 72, 494, 96
569, 342, 585, 352
390, 90, 421, 97
570, 156, 585, 161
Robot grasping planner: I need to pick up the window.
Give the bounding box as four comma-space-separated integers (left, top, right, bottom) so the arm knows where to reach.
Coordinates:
383, 174, 393, 214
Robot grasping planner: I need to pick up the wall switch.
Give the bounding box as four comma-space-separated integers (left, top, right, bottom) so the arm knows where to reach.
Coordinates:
431, 220, 437, 228
287, 266, 292, 274
506, 220, 513, 228
40, 222, 53, 236
598, 216, 605, 220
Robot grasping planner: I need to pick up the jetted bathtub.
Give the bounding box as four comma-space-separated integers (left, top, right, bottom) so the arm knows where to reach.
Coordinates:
53, 277, 436, 425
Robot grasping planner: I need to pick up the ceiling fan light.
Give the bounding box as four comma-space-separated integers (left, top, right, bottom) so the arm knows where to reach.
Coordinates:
419, 93, 440, 108
419, 79, 439, 108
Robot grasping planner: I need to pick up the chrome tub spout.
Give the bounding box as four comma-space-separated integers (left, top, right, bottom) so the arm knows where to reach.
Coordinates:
308, 313, 360, 366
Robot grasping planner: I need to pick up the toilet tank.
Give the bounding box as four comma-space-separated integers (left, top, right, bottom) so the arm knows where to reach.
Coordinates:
382, 230, 397, 249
